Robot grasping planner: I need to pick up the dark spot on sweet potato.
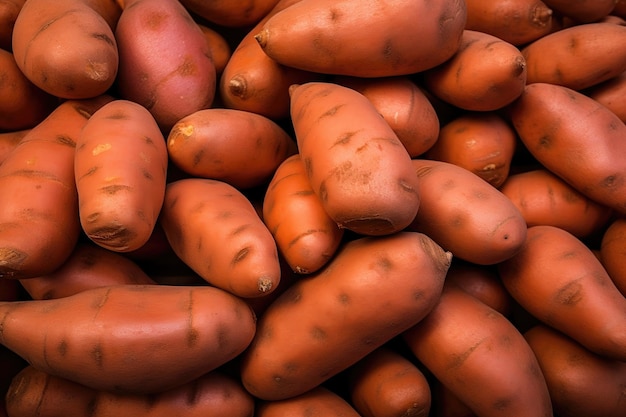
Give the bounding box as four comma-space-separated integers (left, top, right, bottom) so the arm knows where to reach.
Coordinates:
493, 396, 513, 411
338, 293, 350, 305
554, 279, 584, 306
91, 344, 104, 368
91, 32, 115, 48
318, 180, 329, 202
57, 340, 68, 357
311, 326, 327, 340
332, 130, 359, 147
231, 246, 250, 266
144, 11, 168, 30
100, 184, 132, 195
319, 104, 345, 121
447, 338, 485, 370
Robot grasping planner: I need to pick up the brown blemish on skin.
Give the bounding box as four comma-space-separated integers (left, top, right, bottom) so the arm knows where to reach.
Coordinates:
100, 184, 132, 195
186, 289, 198, 348
447, 338, 486, 370
554, 279, 584, 306
311, 326, 327, 340
231, 246, 250, 266
91, 343, 104, 369
144, 11, 168, 30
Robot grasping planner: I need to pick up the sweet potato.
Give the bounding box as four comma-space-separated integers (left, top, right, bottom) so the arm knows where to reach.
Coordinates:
424, 112, 518, 188
0, 49, 58, 131
584, 70, 626, 123
348, 346, 432, 417
508, 82, 626, 215
0, 0, 25, 51
240, 231, 452, 400
19, 241, 157, 300
75, 99, 168, 252
402, 282, 553, 417
445, 262, 513, 317
407, 159, 527, 265
6, 366, 256, 417
500, 168, 613, 238
333, 75, 440, 158
263, 154, 344, 274
463, 0, 554, 46
431, 381, 477, 417
11, 0, 119, 99
0, 96, 112, 279
178, 0, 280, 27
423, 30, 527, 112
498, 225, 626, 362
599, 217, 626, 296
289, 81, 421, 236
0, 284, 256, 393
614, 0, 626, 18
167, 108, 297, 190
219, 0, 319, 120
254, 0, 467, 77
522, 22, 626, 91
115, 0, 216, 131
197, 23, 232, 76
525, 324, 626, 417
255, 386, 361, 417
159, 178, 281, 298
542, 0, 617, 23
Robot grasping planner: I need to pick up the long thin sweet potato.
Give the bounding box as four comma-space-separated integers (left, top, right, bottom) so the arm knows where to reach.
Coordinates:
0, 284, 257, 394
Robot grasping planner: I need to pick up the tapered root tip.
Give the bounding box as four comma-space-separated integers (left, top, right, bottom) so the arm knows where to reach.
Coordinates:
254, 29, 268, 48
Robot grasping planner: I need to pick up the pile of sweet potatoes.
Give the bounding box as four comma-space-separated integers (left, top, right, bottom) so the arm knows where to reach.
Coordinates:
1, 0, 626, 416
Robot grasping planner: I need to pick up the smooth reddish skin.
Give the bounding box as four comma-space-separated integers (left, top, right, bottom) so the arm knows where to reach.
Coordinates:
584, 71, 626, 123
508, 82, 626, 215
289, 81, 421, 236
525, 324, 626, 417
407, 159, 527, 265
0, 284, 257, 394
19, 242, 157, 300
115, 0, 216, 131
601, 217, 626, 296
75, 99, 168, 253
0, 96, 113, 280
178, 0, 281, 28
255, 386, 362, 417
263, 154, 344, 274
402, 283, 553, 417
11, 0, 119, 99
240, 232, 452, 401
498, 225, 626, 362
167, 108, 297, 190
499, 168, 613, 238
348, 346, 432, 417
159, 178, 281, 298
6, 366, 256, 417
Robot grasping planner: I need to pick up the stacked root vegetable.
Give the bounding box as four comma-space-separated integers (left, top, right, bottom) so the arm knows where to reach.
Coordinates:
1, 0, 626, 415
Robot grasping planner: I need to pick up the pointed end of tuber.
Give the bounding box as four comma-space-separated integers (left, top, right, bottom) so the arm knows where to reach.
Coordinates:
254, 29, 268, 49
228, 76, 248, 99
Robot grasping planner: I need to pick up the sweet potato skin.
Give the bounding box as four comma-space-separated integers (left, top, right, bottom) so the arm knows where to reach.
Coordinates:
289, 81, 421, 236
255, 0, 467, 77
508, 82, 626, 215
75, 99, 168, 252
240, 232, 452, 401
0, 284, 257, 394
255, 386, 361, 417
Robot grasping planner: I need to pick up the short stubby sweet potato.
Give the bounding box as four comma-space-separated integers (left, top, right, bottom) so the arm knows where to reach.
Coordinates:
6, 366, 256, 417
167, 108, 297, 190
289, 81, 421, 236
115, 0, 216, 131
423, 29, 527, 112
75, 99, 169, 252
508, 82, 626, 215
255, 0, 467, 77
159, 178, 281, 298
407, 159, 527, 265
0, 284, 257, 394
240, 231, 452, 401
11, 0, 119, 99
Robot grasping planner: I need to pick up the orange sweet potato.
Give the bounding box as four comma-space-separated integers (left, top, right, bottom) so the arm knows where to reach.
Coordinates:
508, 82, 626, 215
333, 75, 440, 158
75, 99, 168, 252
424, 112, 518, 188
423, 29, 527, 112
159, 178, 281, 298
197, 23, 232, 77
525, 324, 626, 417
178, 0, 281, 28
263, 154, 344, 274
542, 0, 617, 23
498, 225, 626, 361
583, 70, 626, 123
500, 168, 613, 238
407, 159, 527, 265
599, 217, 626, 296
167, 108, 297, 190
240, 231, 451, 400
0, 96, 112, 279
348, 346, 432, 417
402, 282, 553, 417
463, 0, 555, 46
0, 129, 28, 166
255, 386, 361, 417
289, 81, 421, 236
11, 0, 119, 99
255, 0, 467, 77
6, 366, 256, 417
0, 284, 256, 394
522, 22, 626, 91
0, 0, 25, 51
